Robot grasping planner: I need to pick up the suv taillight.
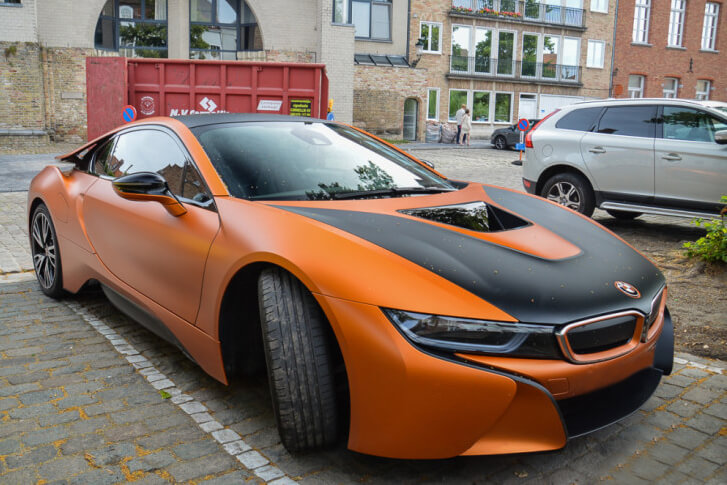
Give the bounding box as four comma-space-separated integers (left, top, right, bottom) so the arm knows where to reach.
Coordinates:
525, 109, 559, 149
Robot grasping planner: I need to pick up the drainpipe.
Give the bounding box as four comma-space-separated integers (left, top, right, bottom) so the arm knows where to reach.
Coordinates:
609, 0, 619, 98
406, 0, 411, 65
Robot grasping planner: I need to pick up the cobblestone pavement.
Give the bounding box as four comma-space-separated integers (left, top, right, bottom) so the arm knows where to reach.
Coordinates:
1, 149, 726, 483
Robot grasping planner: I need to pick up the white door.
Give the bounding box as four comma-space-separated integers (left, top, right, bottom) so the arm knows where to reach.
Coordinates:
518, 95, 537, 119
539, 94, 584, 117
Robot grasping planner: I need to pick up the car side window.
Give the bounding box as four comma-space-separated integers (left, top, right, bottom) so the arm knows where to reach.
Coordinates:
555, 108, 603, 131
104, 129, 212, 205
596, 106, 657, 138
93, 139, 116, 175
661, 107, 725, 143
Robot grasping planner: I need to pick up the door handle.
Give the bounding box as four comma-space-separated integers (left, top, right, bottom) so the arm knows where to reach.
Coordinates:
661, 153, 682, 161
588, 147, 606, 154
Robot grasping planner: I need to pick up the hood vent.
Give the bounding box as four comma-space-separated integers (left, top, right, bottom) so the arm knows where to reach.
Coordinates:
399, 201, 529, 233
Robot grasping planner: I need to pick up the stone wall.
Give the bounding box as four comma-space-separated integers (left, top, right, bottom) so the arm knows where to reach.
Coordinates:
353, 65, 428, 139
0, 42, 45, 132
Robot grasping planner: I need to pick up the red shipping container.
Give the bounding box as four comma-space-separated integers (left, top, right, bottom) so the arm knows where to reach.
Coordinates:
86, 57, 329, 140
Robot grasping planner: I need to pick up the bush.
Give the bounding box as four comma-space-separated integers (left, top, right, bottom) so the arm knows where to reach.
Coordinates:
683, 196, 727, 263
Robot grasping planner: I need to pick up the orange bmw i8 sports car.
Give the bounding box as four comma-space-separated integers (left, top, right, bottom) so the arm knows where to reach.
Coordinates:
29, 114, 673, 459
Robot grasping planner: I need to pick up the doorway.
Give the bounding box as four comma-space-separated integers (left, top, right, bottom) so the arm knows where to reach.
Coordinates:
403, 98, 419, 141
518, 94, 538, 120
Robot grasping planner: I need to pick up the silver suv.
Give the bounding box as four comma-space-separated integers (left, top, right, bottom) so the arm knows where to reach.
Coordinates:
522, 99, 727, 219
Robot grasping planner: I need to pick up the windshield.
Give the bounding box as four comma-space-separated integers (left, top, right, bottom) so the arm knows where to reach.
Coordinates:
194, 122, 454, 200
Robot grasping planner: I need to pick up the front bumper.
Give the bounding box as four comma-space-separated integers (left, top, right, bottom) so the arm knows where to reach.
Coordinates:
317, 294, 674, 459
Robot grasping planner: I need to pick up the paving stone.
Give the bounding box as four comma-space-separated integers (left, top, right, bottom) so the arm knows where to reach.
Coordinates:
5, 370, 51, 385
0, 437, 22, 455
59, 433, 107, 455
629, 456, 671, 481
704, 402, 727, 420
668, 426, 711, 449
67, 415, 111, 435
8, 402, 55, 419
665, 374, 698, 388
702, 374, 727, 392
667, 399, 703, 418
678, 368, 711, 379
198, 470, 255, 484
682, 387, 722, 405
0, 382, 40, 397
167, 453, 238, 482
696, 440, 727, 465
38, 456, 90, 480
38, 409, 81, 427
126, 450, 176, 473
649, 441, 691, 465
22, 426, 71, 447
0, 396, 20, 411
173, 440, 222, 460
676, 455, 720, 481
685, 413, 725, 435
4, 445, 58, 470
103, 422, 151, 442
654, 383, 684, 400
111, 403, 169, 424
66, 467, 125, 485
56, 394, 96, 410
0, 467, 39, 484
83, 399, 126, 416
88, 443, 136, 466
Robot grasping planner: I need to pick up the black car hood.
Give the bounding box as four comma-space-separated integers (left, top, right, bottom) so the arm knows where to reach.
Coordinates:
275, 186, 665, 325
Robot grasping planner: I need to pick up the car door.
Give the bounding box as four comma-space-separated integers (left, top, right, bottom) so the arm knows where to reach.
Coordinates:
654, 105, 727, 210
505, 124, 519, 145
579, 105, 657, 202
83, 127, 220, 323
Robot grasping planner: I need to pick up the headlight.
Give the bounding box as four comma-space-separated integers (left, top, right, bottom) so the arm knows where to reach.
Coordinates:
383, 309, 561, 359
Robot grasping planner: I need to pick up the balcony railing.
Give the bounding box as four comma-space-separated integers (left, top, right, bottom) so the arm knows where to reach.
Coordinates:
449, 56, 581, 84
451, 0, 586, 29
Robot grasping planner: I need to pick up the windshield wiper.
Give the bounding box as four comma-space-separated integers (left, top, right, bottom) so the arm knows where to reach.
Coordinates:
330, 186, 456, 200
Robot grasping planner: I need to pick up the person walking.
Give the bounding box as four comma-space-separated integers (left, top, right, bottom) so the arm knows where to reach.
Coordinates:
460, 108, 472, 146
455, 104, 466, 144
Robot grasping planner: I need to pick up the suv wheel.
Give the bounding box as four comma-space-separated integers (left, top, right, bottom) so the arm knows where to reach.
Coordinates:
494, 136, 507, 150
541, 173, 595, 217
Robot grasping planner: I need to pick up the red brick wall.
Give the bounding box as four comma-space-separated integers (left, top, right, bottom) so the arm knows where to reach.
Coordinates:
613, 0, 726, 100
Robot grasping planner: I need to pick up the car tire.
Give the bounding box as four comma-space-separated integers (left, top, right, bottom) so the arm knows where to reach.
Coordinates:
606, 210, 642, 220
494, 136, 508, 150
258, 267, 339, 452
541, 173, 595, 217
30, 204, 65, 298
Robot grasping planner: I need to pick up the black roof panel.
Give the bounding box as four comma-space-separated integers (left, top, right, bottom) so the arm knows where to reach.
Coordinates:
174, 113, 324, 128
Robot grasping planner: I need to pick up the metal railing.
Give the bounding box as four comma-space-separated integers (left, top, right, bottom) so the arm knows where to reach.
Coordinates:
451, 0, 586, 28
449, 56, 581, 83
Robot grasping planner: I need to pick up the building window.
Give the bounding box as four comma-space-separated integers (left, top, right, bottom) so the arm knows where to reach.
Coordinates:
473, 91, 490, 122
349, 0, 391, 40
332, 0, 348, 23
190, 0, 261, 60
632, 0, 650, 44
701, 2, 719, 51
667, 0, 686, 47
696, 80, 711, 100
628, 75, 645, 98
0, 0, 22, 4
590, 0, 607, 13
586, 40, 605, 68
94, 0, 168, 57
420, 22, 442, 53
448, 90, 469, 121
427, 88, 439, 120
663, 77, 678, 98
451, 25, 472, 72
494, 93, 513, 123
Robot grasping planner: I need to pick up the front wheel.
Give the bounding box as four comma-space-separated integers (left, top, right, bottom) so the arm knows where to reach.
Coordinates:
30, 204, 65, 298
494, 136, 508, 150
258, 268, 339, 452
541, 173, 595, 217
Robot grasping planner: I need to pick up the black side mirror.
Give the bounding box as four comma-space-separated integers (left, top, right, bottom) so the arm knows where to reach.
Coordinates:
112, 172, 187, 217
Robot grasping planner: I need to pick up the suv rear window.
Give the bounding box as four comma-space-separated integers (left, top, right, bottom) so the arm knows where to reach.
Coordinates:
596, 106, 657, 138
555, 107, 603, 131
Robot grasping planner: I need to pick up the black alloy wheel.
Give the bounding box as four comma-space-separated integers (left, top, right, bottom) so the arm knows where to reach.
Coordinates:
30, 204, 64, 298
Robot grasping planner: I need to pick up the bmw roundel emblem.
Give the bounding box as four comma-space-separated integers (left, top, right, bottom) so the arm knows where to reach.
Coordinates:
615, 281, 641, 298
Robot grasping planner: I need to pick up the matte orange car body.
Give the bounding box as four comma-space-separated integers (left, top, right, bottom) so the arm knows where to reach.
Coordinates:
28, 116, 671, 459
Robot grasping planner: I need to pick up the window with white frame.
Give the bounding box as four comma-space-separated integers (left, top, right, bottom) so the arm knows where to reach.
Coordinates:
494, 93, 513, 123
448, 89, 469, 121
427, 88, 440, 120
341, 0, 391, 40
663, 77, 678, 98
587, 40, 605, 68
420, 22, 442, 53
473, 91, 491, 122
696, 80, 711, 100
590, 0, 607, 13
667, 0, 686, 47
518, 33, 580, 79
701, 3, 719, 51
447, 89, 513, 123
628, 75, 645, 97
632, 0, 650, 43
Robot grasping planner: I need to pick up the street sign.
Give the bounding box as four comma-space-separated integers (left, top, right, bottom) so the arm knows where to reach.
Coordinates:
122, 105, 137, 123
518, 118, 529, 131
515, 142, 525, 151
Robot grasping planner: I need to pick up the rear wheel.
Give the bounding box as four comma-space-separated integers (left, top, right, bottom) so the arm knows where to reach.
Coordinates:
541, 173, 595, 217
30, 204, 65, 298
257, 267, 339, 452
494, 136, 508, 150
606, 209, 642, 220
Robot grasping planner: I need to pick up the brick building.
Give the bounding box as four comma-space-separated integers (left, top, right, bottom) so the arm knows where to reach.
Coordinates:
612, 0, 726, 101
403, 0, 618, 140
